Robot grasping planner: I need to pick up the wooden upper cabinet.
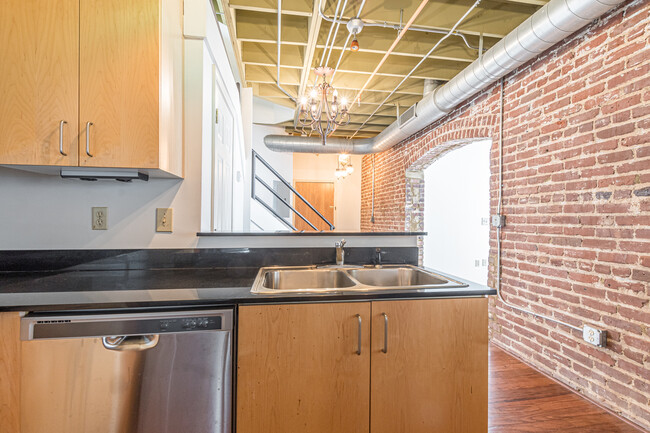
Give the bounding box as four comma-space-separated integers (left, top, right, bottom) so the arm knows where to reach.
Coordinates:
79, 0, 159, 169
370, 298, 488, 433
0, 0, 183, 176
237, 303, 371, 433
0, 0, 79, 166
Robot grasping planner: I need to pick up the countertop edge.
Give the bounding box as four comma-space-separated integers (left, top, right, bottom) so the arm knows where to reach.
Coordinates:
0, 287, 496, 312
196, 232, 427, 237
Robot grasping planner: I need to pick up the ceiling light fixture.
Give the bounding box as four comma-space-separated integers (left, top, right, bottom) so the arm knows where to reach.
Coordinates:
335, 154, 354, 179
346, 18, 364, 52
298, 66, 350, 144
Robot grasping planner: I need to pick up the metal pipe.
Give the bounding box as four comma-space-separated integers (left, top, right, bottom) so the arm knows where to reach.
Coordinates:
265, 0, 626, 154
352, 0, 430, 105
324, 0, 349, 67
364, 22, 479, 50
320, 0, 344, 65
318, 2, 479, 50
350, 0, 481, 138
495, 78, 582, 333
277, 0, 296, 102
370, 154, 375, 223
331, 0, 367, 83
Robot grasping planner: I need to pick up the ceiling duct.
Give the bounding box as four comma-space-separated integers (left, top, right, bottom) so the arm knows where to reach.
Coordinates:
265, 0, 625, 154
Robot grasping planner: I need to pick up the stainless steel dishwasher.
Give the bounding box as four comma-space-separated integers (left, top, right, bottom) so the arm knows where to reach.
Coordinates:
20, 308, 233, 433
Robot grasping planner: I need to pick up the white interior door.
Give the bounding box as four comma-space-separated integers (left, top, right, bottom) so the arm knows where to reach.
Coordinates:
213, 74, 235, 232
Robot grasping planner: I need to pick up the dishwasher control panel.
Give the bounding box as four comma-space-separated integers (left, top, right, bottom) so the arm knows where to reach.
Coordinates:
159, 316, 221, 332
21, 309, 233, 340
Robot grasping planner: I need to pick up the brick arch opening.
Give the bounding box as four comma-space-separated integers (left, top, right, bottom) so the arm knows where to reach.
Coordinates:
404, 137, 494, 235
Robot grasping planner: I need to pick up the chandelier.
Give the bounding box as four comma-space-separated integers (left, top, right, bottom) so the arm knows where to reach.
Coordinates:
335, 154, 354, 179
298, 66, 350, 144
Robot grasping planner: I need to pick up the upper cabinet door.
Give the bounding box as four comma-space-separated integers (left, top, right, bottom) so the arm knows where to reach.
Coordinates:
237, 303, 371, 433
0, 0, 79, 166
371, 298, 488, 433
79, 0, 159, 168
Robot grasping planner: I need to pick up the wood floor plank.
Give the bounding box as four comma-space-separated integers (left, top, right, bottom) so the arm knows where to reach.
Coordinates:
488, 344, 643, 433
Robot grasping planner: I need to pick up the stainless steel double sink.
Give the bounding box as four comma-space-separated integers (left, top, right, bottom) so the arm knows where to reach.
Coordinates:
251, 264, 468, 294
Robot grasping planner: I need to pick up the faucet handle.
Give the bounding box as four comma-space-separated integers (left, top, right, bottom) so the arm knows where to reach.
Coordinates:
339, 239, 346, 247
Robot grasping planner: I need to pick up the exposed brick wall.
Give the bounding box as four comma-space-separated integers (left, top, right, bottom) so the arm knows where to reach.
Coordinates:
360, 0, 650, 428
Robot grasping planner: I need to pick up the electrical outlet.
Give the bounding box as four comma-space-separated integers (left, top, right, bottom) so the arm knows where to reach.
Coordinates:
583, 324, 607, 347
156, 208, 173, 232
92, 207, 108, 230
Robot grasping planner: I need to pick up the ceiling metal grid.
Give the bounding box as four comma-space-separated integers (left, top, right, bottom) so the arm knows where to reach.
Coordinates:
223, 0, 548, 138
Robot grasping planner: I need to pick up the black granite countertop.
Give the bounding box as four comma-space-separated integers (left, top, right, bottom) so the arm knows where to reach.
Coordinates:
0, 266, 495, 312
0, 248, 494, 312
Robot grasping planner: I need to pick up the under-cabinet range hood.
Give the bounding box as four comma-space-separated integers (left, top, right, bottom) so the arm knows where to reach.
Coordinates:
59, 168, 149, 182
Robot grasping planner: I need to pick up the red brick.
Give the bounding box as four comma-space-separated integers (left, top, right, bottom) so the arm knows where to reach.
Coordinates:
361, 2, 650, 428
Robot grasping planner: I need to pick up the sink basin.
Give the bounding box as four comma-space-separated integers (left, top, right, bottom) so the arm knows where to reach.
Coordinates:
347, 267, 448, 287
261, 268, 356, 292
251, 265, 468, 294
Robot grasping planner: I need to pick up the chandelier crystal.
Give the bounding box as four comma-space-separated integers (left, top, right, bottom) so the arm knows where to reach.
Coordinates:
298, 66, 350, 144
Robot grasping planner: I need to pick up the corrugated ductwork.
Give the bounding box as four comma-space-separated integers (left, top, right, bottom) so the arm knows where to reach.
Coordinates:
265, 0, 625, 154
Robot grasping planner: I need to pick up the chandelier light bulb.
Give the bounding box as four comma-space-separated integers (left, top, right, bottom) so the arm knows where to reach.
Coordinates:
346, 165, 354, 174
340, 97, 348, 107
309, 88, 318, 99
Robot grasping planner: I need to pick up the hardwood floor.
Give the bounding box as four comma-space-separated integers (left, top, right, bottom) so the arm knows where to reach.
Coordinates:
489, 344, 643, 432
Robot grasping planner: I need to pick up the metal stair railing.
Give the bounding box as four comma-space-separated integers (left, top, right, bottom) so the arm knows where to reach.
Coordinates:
251, 150, 335, 231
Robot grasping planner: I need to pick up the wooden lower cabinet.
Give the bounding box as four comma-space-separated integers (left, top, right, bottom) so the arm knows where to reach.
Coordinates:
371, 298, 488, 433
237, 303, 371, 433
237, 298, 488, 433
0, 312, 21, 433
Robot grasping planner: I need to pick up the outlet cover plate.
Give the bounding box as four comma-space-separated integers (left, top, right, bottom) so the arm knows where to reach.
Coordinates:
583, 324, 607, 347
156, 208, 173, 232
92, 207, 108, 230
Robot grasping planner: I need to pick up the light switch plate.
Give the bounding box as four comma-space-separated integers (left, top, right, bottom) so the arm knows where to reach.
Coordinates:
156, 208, 173, 232
92, 207, 108, 230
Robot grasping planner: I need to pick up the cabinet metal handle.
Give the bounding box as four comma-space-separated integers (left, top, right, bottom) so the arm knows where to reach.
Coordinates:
355, 314, 362, 355
381, 313, 388, 353
58, 120, 67, 156
85, 122, 94, 157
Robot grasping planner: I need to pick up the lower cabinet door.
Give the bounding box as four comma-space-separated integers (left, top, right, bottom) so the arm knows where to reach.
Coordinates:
237, 303, 371, 433
370, 298, 488, 433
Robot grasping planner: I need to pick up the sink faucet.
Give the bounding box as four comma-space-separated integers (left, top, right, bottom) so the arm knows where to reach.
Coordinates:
375, 248, 383, 267
335, 239, 346, 265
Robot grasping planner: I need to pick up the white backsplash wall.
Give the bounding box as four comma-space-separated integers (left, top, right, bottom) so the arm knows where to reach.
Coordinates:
0, 165, 199, 250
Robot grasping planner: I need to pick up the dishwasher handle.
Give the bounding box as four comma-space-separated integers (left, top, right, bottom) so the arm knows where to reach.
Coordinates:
102, 334, 160, 351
